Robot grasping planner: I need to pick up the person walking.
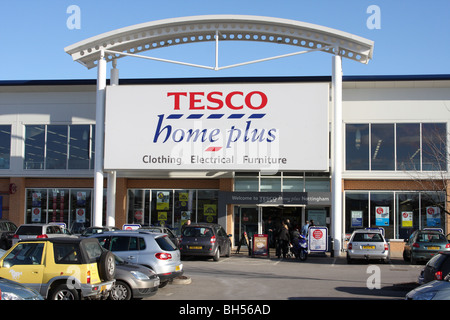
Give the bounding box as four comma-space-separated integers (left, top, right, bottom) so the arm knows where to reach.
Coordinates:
301, 220, 310, 236
278, 223, 290, 258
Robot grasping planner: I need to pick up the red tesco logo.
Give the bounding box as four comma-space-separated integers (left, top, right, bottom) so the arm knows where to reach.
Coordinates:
167, 91, 268, 110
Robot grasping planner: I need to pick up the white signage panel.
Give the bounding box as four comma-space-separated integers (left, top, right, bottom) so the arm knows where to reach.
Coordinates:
104, 83, 329, 171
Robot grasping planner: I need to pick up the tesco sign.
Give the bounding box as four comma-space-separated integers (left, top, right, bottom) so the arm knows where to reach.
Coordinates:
104, 82, 329, 172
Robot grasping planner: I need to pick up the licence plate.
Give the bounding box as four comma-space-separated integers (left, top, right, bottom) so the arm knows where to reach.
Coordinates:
189, 246, 202, 249
427, 246, 440, 250
101, 283, 112, 292
362, 245, 375, 249
175, 265, 182, 271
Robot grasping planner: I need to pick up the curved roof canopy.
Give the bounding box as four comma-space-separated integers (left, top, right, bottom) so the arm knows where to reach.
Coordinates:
65, 15, 374, 70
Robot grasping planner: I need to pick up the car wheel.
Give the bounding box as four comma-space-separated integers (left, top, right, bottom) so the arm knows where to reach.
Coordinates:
159, 280, 169, 288
50, 284, 80, 300
99, 251, 116, 281
346, 253, 352, 264
410, 254, 417, 265
213, 247, 220, 261
110, 280, 132, 300
225, 242, 231, 257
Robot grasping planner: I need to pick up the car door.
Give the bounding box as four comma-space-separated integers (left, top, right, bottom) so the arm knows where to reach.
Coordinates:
0, 242, 45, 293
110, 236, 139, 264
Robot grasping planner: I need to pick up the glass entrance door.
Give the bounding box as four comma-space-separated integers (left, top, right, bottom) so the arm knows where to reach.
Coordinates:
234, 206, 259, 247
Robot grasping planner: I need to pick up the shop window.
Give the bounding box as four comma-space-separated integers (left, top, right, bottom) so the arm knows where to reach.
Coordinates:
46, 125, 68, 169
197, 190, 218, 224
346, 123, 447, 172
127, 189, 150, 226
24, 125, 45, 169
24, 124, 95, 170
26, 189, 48, 223
151, 190, 173, 228
345, 124, 369, 170
48, 189, 69, 224
70, 189, 93, 233
260, 177, 281, 191
305, 178, 330, 192
345, 191, 446, 240
0, 125, 11, 169
396, 192, 420, 239
282, 177, 304, 192
422, 123, 447, 171
370, 192, 394, 239
396, 123, 420, 170
345, 192, 369, 235
175, 190, 196, 234
421, 192, 446, 230
68, 125, 92, 169
371, 124, 395, 170
234, 178, 259, 191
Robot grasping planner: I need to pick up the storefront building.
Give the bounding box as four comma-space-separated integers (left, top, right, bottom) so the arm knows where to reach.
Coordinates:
0, 74, 449, 256
0, 16, 448, 255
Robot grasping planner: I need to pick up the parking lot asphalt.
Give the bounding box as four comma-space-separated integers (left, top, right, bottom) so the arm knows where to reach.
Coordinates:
148, 250, 422, 301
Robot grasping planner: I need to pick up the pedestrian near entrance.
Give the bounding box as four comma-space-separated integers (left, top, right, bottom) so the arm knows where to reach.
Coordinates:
278, 223, 290, 258
301, 220, 310, 236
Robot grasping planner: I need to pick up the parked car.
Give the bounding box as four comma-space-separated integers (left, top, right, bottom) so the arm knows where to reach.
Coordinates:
346, 228, 390, 264
0, 237, 115, 300
0, 219, 17, 250
140, 226, 180, 246
403, 230, 450, 264
109, 253, 160, 300
418, 252, 450, 284
89, 230, 183, 288
0, 277, 44, 300
12, 223, 77, 245
179, 223, 232, 261
80, 226, 120, 237
406, 276, 450, 300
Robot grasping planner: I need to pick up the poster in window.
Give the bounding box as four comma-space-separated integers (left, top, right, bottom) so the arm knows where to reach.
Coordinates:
157, 191, 170, 210
158, 211, 167, 226
351, 210, 363, 227
77, 192, 86, 206
32, 207, 41, 222
32, 192, 41, 207
401, 211, 413, 228
76, 208, 86, 223
426, 207, 441, 227
375, 206, 389, 226
204, 204, 217, 223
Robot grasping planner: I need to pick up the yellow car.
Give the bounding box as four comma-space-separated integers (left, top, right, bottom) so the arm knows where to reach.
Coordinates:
0, 237, 115, 300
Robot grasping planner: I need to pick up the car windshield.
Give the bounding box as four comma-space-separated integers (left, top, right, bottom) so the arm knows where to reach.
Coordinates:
16, 226, 42, 235
352, 233, 384, 242
83, 241, 103, 262
182, 227, 213, 238
417, 233, 446, 243
155, 235, 177, 251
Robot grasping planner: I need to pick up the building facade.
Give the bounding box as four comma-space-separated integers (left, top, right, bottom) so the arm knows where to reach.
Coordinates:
0, 75, 449, 255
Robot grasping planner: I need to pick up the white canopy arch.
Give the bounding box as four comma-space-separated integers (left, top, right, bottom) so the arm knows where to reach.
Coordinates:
65, 15, 374, 70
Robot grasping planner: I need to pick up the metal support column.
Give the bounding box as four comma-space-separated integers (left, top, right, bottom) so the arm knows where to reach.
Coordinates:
106, 60, 118, 227
93, 51, 106, 227
331, 52, 343, 256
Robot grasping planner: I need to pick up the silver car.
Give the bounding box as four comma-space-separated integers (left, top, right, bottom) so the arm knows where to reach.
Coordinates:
90, 230, 183, 288
346, 229, 390, 263
12, 223, 77, 245
109, 254, 160, 300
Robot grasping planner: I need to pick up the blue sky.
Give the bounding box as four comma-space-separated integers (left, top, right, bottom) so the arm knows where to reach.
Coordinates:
0, 0, 449, 80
